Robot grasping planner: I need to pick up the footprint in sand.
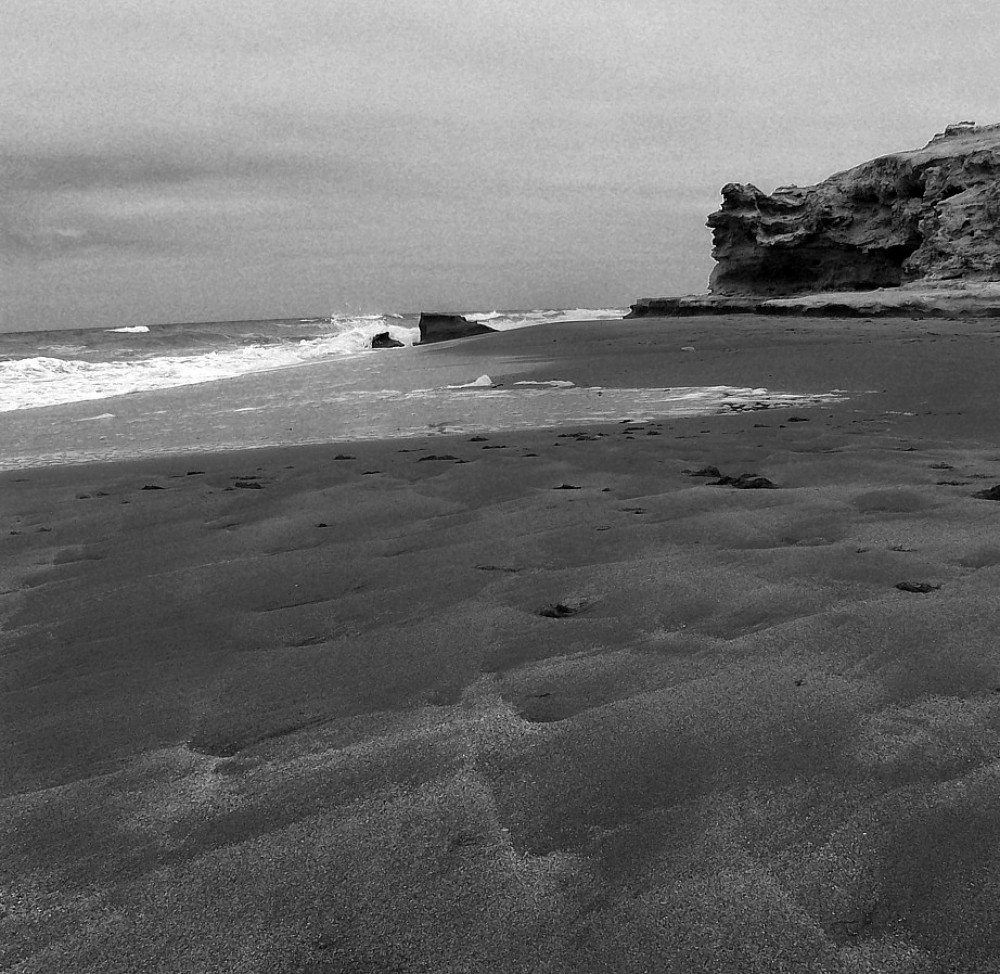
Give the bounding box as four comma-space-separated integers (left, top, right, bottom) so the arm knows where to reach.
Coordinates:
538, 600, 589, 618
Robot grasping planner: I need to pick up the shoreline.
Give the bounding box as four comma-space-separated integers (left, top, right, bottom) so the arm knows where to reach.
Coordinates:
6, 312, 997, 471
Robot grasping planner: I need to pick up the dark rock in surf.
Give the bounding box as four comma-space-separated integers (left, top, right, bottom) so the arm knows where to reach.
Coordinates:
371, 331, 404, 349
416, 313, 496, 345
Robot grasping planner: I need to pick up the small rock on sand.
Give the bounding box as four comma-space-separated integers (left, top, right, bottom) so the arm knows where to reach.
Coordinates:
895, 581, 942, 593
711, 473, 777, 489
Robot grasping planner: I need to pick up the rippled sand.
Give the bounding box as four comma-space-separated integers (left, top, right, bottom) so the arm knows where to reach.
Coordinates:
4, 316, 1000, 972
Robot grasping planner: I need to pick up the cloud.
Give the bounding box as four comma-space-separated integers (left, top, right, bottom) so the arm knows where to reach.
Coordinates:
0, 138, 332, 195
0, 134, 359, 260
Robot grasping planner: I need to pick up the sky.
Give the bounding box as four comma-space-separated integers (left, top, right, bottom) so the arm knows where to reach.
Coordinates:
3, 0, 998, 331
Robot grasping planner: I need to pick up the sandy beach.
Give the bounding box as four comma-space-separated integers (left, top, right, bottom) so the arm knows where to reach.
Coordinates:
5, 315, 1000, 972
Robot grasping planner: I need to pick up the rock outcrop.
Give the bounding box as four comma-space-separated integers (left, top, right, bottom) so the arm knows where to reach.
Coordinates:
625, 282, 1000, 319
370, 331, 404, 348
416, 313, 496, 345
707, 121, 1000, 297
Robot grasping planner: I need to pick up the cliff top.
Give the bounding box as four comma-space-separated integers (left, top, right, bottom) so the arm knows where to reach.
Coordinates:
858, 120, 1000, 172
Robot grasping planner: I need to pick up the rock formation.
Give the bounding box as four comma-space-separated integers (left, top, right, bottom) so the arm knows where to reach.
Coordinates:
370, 331, 404, 348
416, 313, 496, 345
627, 282, 1000, 318
707, 121, 1000, 296
628, 122, 1000, 317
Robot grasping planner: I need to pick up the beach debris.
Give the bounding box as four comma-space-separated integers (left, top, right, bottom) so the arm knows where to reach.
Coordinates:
895, 581, 941, 593
475, 564, 520, 573
973, 484, 1000, 500
482, 444, 508, 449
447, 374, 494, 389
232, 480, 263, 489
552, 483, 582, 490
362, 470, 381, 475
186, 470, 205, 476
140, 484, 165, 490
710, 473, 777, 489
936, 480, 969, 486
787, 416, 810, 422
333, 454, 356, 460
469, 435, 489, 442
681, 345, 696, 352
620, 506, 647, 514
418, 454, 462, 462
686, 465, 722, 478
929, 462, 953, 469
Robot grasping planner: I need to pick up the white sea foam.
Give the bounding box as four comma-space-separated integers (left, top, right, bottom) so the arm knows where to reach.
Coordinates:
465, 308, 625, 329
0, 385, 846, 471
107, 325, 150, 334
0, 317, 406, 411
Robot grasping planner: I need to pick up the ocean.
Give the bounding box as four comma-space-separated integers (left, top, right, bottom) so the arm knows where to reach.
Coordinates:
0, 309, 625, 413
0, 309, 843, 469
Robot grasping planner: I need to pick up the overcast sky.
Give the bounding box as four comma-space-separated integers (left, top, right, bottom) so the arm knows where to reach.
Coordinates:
3, 0, 997, 331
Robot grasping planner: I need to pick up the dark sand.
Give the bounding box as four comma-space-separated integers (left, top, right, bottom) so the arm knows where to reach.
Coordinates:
4, 316, 1000, 972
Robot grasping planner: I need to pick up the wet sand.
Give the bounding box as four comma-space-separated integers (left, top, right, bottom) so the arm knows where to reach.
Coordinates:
4, 315, 1000, 972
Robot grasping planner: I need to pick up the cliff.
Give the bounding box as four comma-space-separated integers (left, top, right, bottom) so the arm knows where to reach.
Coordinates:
707, 121, 1000, 296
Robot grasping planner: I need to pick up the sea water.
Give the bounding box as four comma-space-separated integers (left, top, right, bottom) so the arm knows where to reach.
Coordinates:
0, 310, 625, 412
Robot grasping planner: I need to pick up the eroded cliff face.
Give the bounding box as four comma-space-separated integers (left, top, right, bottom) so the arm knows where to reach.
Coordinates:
707, 122, 1000, 296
